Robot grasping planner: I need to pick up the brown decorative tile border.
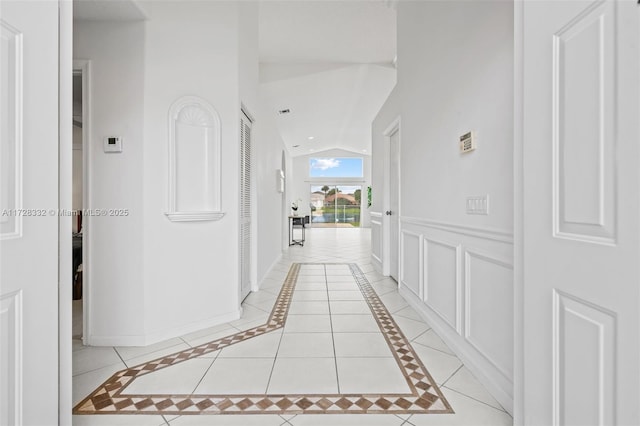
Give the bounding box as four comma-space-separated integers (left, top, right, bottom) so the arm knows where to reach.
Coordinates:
73, 263, 453, 416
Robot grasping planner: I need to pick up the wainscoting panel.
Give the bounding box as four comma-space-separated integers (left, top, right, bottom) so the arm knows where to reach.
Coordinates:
399, 217, 514, 413
552, 290, 615, 426
400, 229, 422, 299
423, 237, 461, 332
0, 290, 23, 426
464, 249, 514, 380
371, 212, 383, 271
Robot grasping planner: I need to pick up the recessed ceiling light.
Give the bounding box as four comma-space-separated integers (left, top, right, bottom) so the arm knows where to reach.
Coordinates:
308, 136, 315, 140
293, 144, 300, 148
362, 149, 367, 152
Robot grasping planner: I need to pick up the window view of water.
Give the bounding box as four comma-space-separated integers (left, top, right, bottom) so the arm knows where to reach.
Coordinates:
310, 185, 361, 228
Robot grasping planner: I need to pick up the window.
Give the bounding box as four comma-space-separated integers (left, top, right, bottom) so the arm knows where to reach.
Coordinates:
309, 157, 363, 178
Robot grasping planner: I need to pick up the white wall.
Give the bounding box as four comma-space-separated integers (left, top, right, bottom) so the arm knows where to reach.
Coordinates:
254, 88, 288, 284
372, 0, 514, 412
75, 1, 268, 345
74, 20, 146, 343
291, 149, 372, 228
141, 1, 248, 342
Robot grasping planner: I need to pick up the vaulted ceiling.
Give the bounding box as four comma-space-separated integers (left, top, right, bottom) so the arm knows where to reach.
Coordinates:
259, 1, 397, 156
73, 0, 397, 156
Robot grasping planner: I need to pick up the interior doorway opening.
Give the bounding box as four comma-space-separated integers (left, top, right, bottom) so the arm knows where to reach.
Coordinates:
72, 60, 90, 346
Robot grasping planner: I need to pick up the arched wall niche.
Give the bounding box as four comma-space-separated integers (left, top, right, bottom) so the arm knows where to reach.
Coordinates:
165, 96, 224, 222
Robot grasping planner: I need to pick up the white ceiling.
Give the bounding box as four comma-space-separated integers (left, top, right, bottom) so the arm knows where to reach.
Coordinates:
259, 1, 397, 156
72, 0, 397, 156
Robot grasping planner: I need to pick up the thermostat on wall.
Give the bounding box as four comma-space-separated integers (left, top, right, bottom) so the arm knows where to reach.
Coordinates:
459, 131, 476, 153
103, 136, 123, 153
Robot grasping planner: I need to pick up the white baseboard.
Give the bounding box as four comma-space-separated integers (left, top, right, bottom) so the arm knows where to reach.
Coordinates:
257, 252, 283, 290
371, 253, 383, 274
399, 286, 514, 414
87, 309, 242, 347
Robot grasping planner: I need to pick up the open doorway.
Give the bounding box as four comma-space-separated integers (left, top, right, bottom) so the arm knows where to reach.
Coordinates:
72, 61, 90, 345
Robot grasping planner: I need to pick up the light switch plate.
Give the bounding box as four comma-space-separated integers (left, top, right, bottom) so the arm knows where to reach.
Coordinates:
466, 195, 489, 215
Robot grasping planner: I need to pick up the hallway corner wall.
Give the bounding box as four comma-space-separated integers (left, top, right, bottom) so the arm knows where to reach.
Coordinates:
372, 0, 515, 413
74, 20, 146, 344
141, 1, 247, 343
254, 89, 288, 286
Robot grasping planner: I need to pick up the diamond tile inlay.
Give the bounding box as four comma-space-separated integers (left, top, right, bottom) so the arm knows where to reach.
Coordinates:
73, 263, 453, 416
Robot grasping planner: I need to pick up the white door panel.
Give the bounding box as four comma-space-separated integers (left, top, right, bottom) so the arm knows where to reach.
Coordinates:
523, 1, 639, 424
389, 129, 400, 280
0, 1, 60, 424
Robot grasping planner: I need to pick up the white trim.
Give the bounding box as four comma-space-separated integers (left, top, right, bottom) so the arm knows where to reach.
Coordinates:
166, 96, 224, 222
401, 216, 514, 244
73, 59, 92, 347
0, 20, 23, 240
399, 228, 422, 299
400, 284, 514, 414
382, 117, 401, 278
370, 211, 383, 273
258, 252, 283, 290
422, 236, 462, 334
463, 248, 514, 381
164, 211, 225, 222
88, 309, 242, 347
1, 290, 23, 426
59, 4, 73, 424
513, 0, 525, 423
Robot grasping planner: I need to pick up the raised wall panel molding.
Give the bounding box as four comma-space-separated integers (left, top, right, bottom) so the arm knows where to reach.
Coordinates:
552, 0, 616, 245
400, 229, 422, 299
371, 213, 383, 266
423, 237, 462, 333
1, 290, 23, 425
464, 248, 514, 382
401, 216, 513, 244
552, 290, 615, 426
0, 21, 23, 240
165, 96, 224, 222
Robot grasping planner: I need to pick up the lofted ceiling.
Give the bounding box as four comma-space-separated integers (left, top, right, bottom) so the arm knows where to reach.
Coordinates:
72, 0, 397, 156
259, 1, 397, 156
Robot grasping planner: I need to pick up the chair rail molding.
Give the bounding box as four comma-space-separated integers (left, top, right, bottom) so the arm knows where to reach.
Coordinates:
165, 95, 224, 222
401, 216, 514, 243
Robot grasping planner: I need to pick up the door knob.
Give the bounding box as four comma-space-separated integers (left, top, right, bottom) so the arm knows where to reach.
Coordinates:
385, 210, 392, 215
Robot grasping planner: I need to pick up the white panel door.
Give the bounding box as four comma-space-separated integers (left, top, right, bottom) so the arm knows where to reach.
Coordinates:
389, 128, 400, 280
0, 1, 60, 425
523, 1, 639, 424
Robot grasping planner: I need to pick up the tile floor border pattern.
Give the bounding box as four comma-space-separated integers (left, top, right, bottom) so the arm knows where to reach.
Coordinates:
73, 263, 453, 416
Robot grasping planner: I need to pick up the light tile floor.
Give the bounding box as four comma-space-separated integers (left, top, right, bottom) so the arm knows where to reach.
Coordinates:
72, 227, 513, 426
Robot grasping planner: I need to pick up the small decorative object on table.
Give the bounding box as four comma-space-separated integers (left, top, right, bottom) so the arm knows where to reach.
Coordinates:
291, 200, 299, 216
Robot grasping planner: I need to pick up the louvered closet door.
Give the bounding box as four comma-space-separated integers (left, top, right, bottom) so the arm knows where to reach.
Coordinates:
240, 111, 252, 300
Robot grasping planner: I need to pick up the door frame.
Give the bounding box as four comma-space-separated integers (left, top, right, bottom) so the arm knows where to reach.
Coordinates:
382, 117, 401, 278
513, 1, 524, 424
59, 2, 73, 423
239, 105, 257, 299
72, 59, 92, 347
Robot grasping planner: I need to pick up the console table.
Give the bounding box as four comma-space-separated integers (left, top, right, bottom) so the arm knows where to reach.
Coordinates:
288, 215, 306, 246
